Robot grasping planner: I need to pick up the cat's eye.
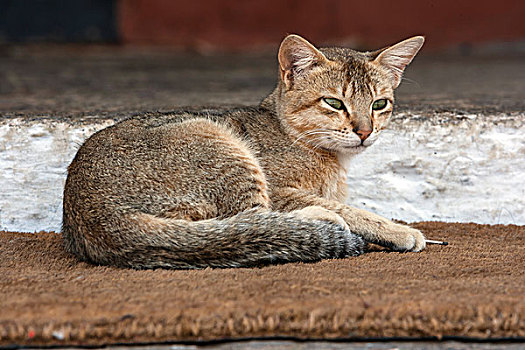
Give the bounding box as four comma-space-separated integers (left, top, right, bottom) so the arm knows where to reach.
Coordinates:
323, 98, 345, 110
372, 99, 388, 111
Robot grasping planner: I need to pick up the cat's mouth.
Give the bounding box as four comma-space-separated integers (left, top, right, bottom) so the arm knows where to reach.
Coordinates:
343, 144, 366, 149
303, 133, 373, 153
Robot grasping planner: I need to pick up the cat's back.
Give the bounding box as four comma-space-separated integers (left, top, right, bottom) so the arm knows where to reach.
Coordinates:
68, 106, 324, 200
76, 106, 284, 163
66, 106, 284, 191
71, 110, 228, 164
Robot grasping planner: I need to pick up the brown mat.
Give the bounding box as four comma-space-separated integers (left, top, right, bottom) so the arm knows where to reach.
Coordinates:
1, 222, 524, 346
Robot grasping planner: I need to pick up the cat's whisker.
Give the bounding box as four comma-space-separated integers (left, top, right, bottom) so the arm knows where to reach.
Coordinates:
292, 129, 333, 146
291, 131, 315, 146
294, 129, 333, 138
308, 135, 335, 151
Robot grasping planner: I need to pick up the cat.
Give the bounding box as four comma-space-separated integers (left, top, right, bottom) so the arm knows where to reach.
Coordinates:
62, 34, 425, 269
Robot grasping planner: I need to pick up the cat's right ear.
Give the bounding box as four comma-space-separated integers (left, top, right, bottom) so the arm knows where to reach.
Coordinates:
278, 34, 326, 89
372, 36, 425, 88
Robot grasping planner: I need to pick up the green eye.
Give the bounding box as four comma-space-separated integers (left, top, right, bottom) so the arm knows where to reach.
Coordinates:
323, 98, 344, 110
372, 99, 388, 111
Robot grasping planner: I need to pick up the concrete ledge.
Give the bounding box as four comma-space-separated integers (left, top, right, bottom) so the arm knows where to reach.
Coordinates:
1, 111, 523, 232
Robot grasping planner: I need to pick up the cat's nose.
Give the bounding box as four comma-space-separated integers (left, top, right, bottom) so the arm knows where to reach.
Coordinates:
353, 127, 372, 141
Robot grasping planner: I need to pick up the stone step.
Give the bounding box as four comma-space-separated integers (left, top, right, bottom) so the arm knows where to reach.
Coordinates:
1, 111, 522, 232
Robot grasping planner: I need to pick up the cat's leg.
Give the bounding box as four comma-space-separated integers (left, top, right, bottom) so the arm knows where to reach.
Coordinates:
271, 187, 425, 252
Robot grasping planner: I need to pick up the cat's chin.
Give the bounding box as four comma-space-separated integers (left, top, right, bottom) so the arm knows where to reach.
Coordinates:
339, 145, 367, 155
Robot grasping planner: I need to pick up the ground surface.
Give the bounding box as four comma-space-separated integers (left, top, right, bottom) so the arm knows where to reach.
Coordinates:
1, 222, 524, 347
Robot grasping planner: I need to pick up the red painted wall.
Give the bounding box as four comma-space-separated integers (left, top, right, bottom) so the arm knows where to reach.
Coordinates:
118, 0, 525, 50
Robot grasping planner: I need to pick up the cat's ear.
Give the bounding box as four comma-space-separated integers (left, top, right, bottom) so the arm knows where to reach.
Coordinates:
278, 34, 327, 88
373, 36, 424, 88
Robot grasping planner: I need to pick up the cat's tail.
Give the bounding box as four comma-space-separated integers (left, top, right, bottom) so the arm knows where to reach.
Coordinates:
63, 207, 365, 269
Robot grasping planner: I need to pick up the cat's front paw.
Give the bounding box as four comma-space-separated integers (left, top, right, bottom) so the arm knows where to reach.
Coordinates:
385, 223, 426, 252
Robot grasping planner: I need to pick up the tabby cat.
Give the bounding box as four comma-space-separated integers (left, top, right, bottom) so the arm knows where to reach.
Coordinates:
63, 34, 425, 269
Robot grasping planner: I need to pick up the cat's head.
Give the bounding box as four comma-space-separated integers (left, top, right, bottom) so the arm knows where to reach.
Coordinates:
274, 34, 424, 155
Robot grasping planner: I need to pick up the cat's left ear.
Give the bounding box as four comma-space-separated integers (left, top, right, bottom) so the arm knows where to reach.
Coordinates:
373, 36, 425, 88
278, 34, 327, 89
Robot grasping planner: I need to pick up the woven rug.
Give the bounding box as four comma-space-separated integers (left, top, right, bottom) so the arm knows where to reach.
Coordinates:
1, 222, 524, 347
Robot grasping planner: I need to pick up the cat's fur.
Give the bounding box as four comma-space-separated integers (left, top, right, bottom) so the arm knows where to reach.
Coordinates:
63, 34, 425, 269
